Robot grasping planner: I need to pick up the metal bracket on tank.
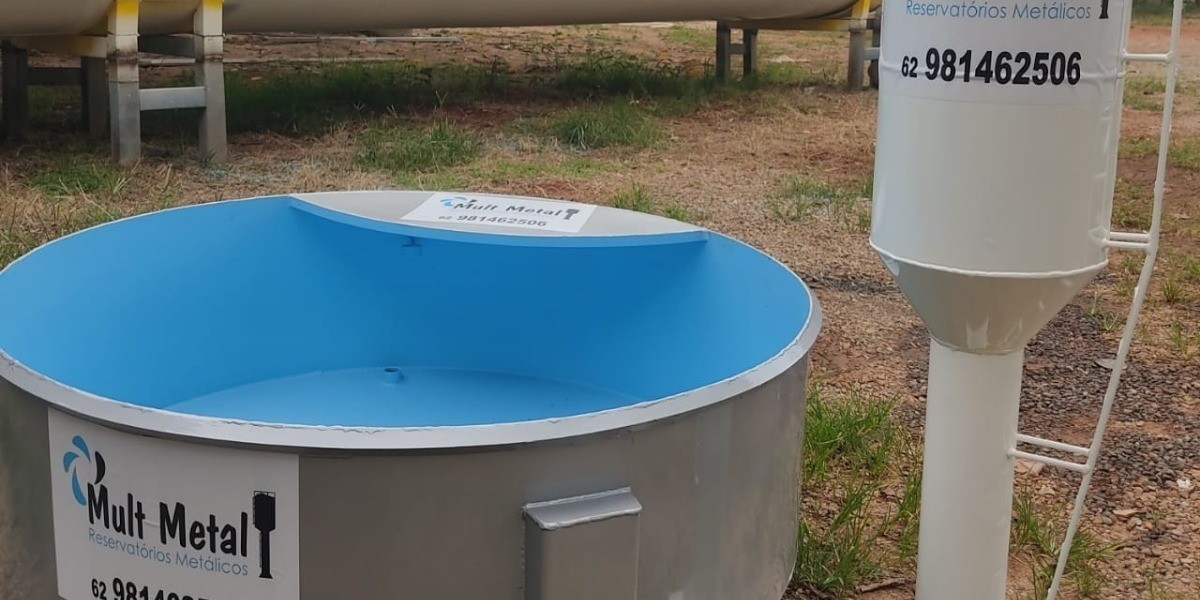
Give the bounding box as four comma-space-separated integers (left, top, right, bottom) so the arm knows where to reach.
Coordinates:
523, 488, 642, 600
1005, 2, 1184, 598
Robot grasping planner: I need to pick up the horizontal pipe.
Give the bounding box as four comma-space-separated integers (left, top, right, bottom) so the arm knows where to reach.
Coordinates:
1104, 239, 1150, 251
139, 86, 206, 111
1123, 52, 1170, 63
1007, 449, 1089, 474
1108, 231, 1150, 243
1014, 433, 1090, 456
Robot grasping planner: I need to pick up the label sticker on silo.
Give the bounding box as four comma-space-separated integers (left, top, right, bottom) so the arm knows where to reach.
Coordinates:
47, 411, 300, 600
880, 0, 1126, 104
403, 194, 597, 233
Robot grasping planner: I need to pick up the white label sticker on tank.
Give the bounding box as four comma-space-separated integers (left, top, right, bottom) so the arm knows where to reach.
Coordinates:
47, 411, 300, 600
403, 193, 597, 233
880, 0, 1126, 104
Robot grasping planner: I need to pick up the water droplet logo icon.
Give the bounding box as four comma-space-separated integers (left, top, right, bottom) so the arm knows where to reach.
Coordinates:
442, 195, 468, 208
62, 435, 105, 506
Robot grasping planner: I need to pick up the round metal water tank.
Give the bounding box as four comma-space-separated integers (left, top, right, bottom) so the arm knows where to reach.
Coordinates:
0, 191, 820, 600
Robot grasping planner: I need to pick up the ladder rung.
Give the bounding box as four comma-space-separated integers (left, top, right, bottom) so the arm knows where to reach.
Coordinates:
1009, 449, 1090, 473
1109, 231, 1151, 243
1123, 52, 1170, 63
1016, 433, 1091, 456
1105, 239, 1151, 251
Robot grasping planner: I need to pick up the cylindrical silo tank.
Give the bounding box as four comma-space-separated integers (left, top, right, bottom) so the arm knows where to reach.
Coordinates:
870, 1, 1131, 599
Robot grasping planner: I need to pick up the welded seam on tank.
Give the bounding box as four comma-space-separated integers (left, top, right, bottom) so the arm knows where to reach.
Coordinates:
871, 243, 1109, 279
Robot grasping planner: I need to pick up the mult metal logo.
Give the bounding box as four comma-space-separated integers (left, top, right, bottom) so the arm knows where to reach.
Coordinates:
61, 436, 277, 579
439, 195, 584, 220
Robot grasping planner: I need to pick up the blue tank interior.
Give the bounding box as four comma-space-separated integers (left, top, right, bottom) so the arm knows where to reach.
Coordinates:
0, 196, 812, 426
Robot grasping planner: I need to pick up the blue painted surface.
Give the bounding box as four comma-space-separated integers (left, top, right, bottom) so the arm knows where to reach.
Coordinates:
0, 196, 812, 426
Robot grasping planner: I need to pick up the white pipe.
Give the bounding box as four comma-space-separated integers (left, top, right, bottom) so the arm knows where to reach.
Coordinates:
1014, 433, 1090, 457
916, 342, 1024, 600
1044, 0, 1183, 597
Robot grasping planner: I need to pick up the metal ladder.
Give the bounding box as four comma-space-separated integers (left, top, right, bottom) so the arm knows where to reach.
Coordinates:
1003, 0, 1185, 597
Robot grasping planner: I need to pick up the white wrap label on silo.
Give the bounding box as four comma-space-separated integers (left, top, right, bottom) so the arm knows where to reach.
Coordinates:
881, 0, 1126, 104
47, 411, 300, 600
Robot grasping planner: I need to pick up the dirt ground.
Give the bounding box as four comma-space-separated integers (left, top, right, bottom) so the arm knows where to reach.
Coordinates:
2, 17, 1199, 600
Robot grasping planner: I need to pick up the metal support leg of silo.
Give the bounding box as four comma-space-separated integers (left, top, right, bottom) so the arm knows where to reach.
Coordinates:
108, 0, 141, 165
107, 0, 228, 165
867, 13, 881, 89
847, 24, 866, 91
83, 57, 109, 137
715, 23, 758, 82
1, 41, 31, 141
194, 0, 228, 163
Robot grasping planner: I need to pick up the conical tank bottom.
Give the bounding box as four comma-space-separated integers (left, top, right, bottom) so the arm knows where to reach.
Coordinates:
876, 247, 1104, 354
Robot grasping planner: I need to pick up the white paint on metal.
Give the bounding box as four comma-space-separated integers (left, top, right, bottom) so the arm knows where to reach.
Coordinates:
871, 0, 1181, 598
915, 343, 1022, 600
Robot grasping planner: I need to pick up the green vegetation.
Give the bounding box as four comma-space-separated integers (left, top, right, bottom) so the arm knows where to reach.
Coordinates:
549, 102, 662, 150
772, 175, 872, 232
226, 61, 511, 134
1168, 320, 1199, 359
356, 120, 482, 176
663, 24, 712, 50
1125, 76, 1168, 111
1171, 138, 1200, 170
0, 198, 125, 267
551, 51, 707, 100
1131, 0, 1199, 24
1087, 294, 1125, 332
1161, 277, 1188, 304
27, 162, 128, 199
662, 203, 698, 222
610, 184, 655, 213
1011, 488, 1112, 599
1120, 137, 1200, 170
793, 386, 920, 598
1112, 179, 1152, 230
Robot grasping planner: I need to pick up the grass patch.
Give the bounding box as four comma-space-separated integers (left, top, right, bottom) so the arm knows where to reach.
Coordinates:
1011, 488, 1112, 599
1125, 76, 1167, 111
1168, 320, 1199, 360
772, 175, 872, 232
551, 51, 705, 100
1112, 179, 1151, 230
1087, 294, 1125, 332
803, 388, 899, 484
748, 63, 840, 89
27, 162, 128, 199
549, 102, 662, 150
1171, 138, 1200, 170
1121, 137, 1157, 159
225, 61, 510, 135
1132, 0, 1200, 25
610, 184, 655, 213
1121, 137, 1200, 170
663, 24, 712, 50
1160, 277, 1188, 304
356, 120, 482, 175
662, 203, 697, 222
793, 386, 920, 598
0, 197, 128, 268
